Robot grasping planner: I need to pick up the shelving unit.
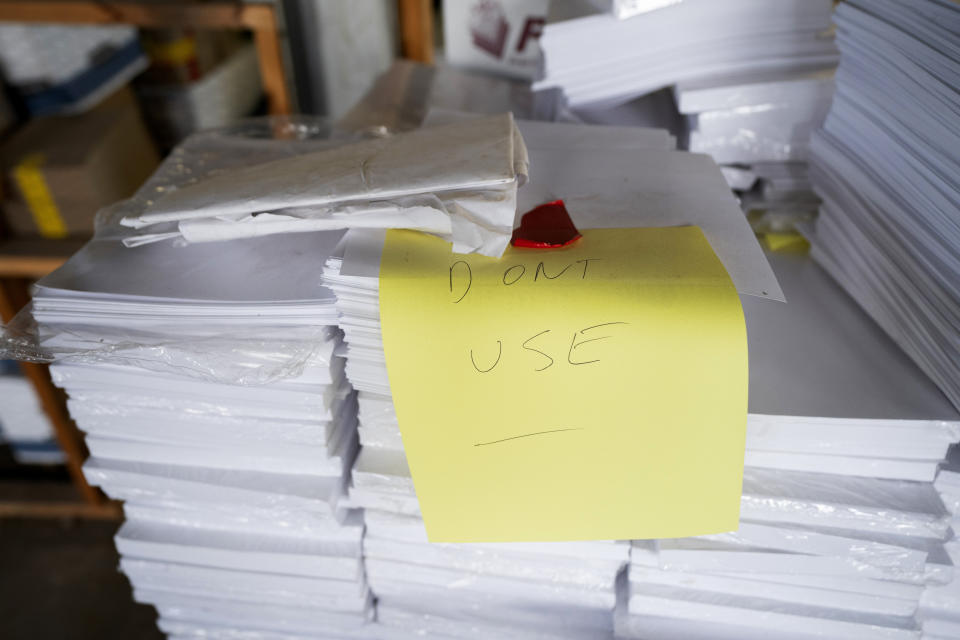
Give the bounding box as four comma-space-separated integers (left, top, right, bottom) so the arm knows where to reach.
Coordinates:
0, 238, 120, 518
0, 0, 293, 115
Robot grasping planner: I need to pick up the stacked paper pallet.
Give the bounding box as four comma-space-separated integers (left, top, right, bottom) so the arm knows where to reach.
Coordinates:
808, 0, 960, 412
536, 0, 837, 109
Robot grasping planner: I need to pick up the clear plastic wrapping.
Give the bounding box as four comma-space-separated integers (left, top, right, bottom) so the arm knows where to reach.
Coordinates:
0, 117, 364, 386
687, 104, 827, 164
2, 309, 338, 385
115, 113, 527, 258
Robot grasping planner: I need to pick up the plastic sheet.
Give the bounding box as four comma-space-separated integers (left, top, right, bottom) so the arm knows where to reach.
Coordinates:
0, 117, 364, 385
739, 495, 950, 545
117, 114, 528, 257
96, 116, 367, 240
2, 309, 338, 385
687, 104, 827, 164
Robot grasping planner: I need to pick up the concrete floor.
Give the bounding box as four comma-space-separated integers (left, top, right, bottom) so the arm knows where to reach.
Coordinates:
0, 517, 162, 638
0, 443, 160, 637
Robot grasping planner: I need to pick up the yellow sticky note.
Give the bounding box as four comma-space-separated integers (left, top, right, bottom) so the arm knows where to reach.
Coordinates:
379, 227, 747, 542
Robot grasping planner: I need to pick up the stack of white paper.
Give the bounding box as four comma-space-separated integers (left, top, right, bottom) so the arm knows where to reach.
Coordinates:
677, 70, 834, 231
668, 58, 833, 249
324, 147, 959, 635
9, 125, 380, 639
537, 0, 837, 239
325, 272, 957, 638
323, 121, 718, 639
32, 233, 373, 639
677, 69, 834, 165
614, 252, 960, 640
807, 0, 960, 413
319, 125, 960, 635
328, 248, 959, 482
536, 0, 837, 109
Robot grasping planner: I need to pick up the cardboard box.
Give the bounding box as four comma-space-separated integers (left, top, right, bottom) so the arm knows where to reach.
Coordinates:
135, 43, 261, 152
139, 29, 244, 86
0, 88, 159, 238
443, 0, 549, 80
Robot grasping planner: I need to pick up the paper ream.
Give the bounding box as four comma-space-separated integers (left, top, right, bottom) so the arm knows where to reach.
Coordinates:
379, 227, 748, 542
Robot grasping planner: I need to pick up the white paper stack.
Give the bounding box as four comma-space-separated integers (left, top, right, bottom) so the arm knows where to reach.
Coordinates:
668, 47, 834, 247
31, 232, 374, 639
614, 250, 960, 639
535, 0, 837, 109
807, 0, 960, 415
321, 131, 694, 637
322, 120, 708, 639
326, 398, 627, 638
677, 69, 834, 166
326, 222, 960, 638
677, 70, 834, 231
4, 124, 385, 639
330, 247, 960, 489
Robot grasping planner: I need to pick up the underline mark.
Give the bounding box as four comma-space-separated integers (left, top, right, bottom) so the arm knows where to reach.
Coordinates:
474, 428, 584, 447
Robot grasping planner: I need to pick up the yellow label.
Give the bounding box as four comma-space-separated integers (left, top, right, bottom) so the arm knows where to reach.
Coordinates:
13, 153, 67, 238
763, 231, 810, 253
379, 227, 748, 542
145, 37, 197, 66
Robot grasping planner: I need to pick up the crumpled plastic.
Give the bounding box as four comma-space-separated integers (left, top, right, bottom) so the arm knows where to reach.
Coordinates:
0, 117, 376, 385
118, 113, 528, 258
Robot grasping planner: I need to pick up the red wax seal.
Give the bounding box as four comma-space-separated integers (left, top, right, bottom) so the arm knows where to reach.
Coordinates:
510, 200, 582, 249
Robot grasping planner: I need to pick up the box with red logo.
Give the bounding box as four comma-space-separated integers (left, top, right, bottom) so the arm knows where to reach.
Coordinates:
443, 0, 549, 80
